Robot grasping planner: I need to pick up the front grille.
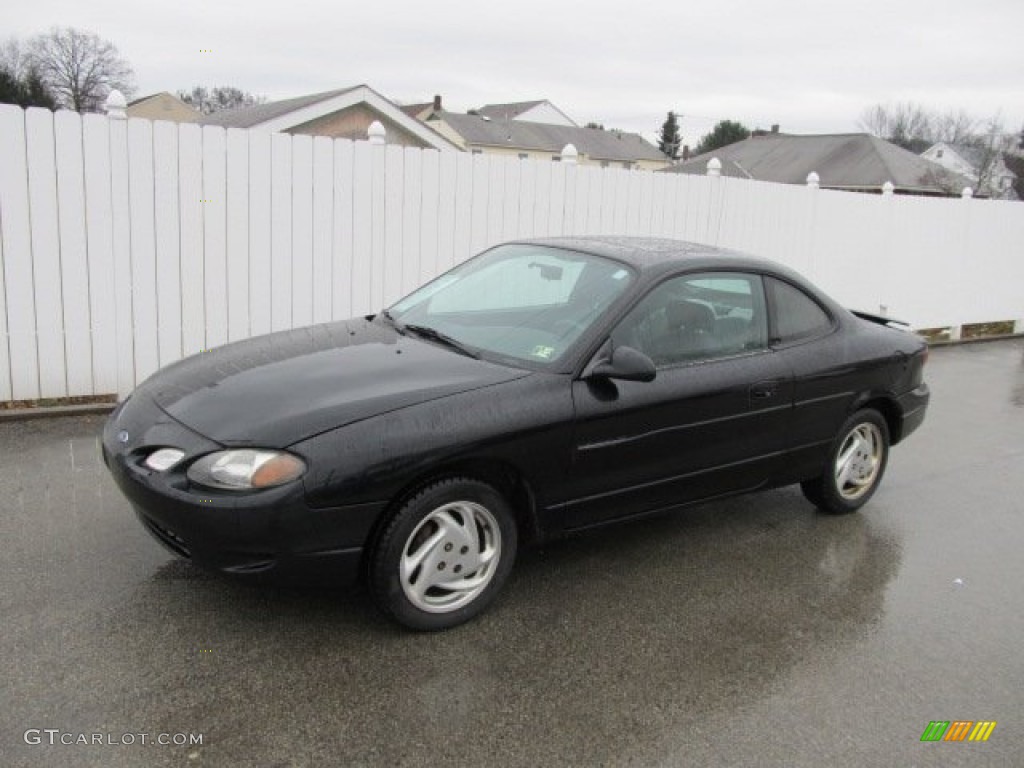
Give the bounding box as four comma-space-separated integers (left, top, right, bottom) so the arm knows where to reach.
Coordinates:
140, 515, 192, 559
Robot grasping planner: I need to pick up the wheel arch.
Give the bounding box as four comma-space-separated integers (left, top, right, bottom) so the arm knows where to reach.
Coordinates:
851, 394, 903, 445
361, 456, 543, 579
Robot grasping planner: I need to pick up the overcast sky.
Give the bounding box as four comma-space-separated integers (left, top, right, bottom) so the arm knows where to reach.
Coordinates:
9, 0, 1024, 145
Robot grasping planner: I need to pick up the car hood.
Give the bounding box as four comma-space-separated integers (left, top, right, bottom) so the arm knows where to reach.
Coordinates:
139, 318, 531, 446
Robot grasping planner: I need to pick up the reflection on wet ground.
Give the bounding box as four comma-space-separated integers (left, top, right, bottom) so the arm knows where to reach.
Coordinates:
1, 339, 1021, 767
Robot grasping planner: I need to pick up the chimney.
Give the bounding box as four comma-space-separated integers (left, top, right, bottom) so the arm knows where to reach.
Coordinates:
771, 124, 780, 134
433, 94, 442, 112
682, 145, 691, 161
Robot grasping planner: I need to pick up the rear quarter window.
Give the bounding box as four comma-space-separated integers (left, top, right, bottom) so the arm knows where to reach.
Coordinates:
767, 277, 834, 344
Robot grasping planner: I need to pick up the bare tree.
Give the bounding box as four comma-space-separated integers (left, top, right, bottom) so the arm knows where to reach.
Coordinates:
966, 114, 1008, 195
0, 36, 57, 109
27, 27, 134, 112
178, 85, 265, 115
0, 38, 29, 80
858, 102, 933, 151
932, 109, 976, 145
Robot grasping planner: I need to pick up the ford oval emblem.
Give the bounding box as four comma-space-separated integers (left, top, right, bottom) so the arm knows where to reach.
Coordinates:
117, 430, 130, 444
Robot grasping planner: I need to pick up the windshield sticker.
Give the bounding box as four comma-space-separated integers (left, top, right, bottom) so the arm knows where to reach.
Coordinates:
531, 345, 556, 360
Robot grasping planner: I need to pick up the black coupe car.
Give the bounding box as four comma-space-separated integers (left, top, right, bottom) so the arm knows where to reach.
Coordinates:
103, 237, 929, 630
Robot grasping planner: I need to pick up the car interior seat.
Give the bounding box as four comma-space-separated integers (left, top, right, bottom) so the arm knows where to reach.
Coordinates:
664, 300, 717, 361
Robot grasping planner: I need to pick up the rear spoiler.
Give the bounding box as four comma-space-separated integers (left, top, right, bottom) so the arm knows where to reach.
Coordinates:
850, 309, 910, 329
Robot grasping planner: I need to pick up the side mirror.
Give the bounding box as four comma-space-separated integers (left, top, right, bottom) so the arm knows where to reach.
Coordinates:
588, 345, 656, 383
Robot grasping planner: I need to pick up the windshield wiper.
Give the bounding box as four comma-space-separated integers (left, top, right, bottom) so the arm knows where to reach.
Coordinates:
378, 309, 406, 334
403, 324, 480, 359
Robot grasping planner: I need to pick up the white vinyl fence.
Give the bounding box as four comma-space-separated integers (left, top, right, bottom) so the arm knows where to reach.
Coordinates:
1, 103, 1023, 400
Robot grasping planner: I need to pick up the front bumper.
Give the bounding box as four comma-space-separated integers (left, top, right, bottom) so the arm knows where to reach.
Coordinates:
102, 395, 385, 586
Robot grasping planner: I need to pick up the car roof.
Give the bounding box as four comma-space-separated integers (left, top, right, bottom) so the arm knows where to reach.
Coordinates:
508, 236, 846, 319
510, 236, 775, 275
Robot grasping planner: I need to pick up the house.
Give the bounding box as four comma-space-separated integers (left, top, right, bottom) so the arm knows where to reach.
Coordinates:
663, 133, 973, 196
199, 85, 458, 151
420, 97, 668, 170
921, 142, 1018, 200
126, 92, 200, 123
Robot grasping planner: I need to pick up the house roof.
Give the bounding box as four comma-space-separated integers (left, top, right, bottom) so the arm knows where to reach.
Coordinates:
475, 101, 546, 120
127, 92, 178, 107
947, 143, 992, 170
400, 102, 433, 118
435, 111, 667, 163
199, 87, 360, 128
665, 133, 973, 194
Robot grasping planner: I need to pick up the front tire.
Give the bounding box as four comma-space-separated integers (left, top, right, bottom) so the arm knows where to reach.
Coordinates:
801, 409, 890, 514
369, 477, 518, 630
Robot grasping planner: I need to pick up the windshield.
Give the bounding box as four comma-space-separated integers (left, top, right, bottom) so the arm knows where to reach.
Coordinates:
388, 244, 635, 366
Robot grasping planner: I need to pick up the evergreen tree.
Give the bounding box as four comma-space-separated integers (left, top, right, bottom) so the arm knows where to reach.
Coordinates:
0, 65, 57, 108
695, 120, 751, 155
658, 111, 682, 159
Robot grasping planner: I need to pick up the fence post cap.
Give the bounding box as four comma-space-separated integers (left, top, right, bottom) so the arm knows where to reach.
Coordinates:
806, 171, 820, 188
367, 120, 386, 144
961, 186, 973, 199
105, 89, 127, 119
706, 157, 722, 176
881, 180, 895, 196
561, 143, 578, 164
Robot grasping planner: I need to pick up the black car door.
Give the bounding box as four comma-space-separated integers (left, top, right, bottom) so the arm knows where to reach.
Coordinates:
558, 271, 793, 531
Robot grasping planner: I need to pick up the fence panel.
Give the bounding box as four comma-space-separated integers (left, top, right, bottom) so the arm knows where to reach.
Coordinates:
127, 118, 159, 383
349, 141, 373, 316
26, 108, 66, 397
270, 132, 293, 331
82, 114, 117, 393
54, 110, 93, 395
248, 130, 272, 336
419, 149, 440, 285
154, 119, 183, 366
202, 125, 228, 347
311, 136, 333, 324
178, 123, 204, 356
226, 127, 251, 340
290, 134, 314, 329
331, 139, 354, 320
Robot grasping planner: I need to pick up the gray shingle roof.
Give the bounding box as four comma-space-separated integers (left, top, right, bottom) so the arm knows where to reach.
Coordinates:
475, 101, 545, 120
664, 133, 972, 194
199, 86, 361, 128
436, 111, 667, 163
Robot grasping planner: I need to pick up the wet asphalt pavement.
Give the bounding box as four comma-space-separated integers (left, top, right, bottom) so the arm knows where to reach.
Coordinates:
1, 339, 1022, 768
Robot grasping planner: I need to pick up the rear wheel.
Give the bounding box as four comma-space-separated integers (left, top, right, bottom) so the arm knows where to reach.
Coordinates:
801, 409, 890, 514
369, 477, 517, 630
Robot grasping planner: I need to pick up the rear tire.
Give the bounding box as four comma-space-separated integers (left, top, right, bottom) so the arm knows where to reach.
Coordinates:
801, 409, 890, 514
369, 477, 517, 630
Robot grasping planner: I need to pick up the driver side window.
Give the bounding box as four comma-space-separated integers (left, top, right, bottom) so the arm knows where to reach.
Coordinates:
611, 272, 767, 367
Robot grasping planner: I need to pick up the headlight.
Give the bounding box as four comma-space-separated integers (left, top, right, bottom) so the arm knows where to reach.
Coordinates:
187, 449, 306, 491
